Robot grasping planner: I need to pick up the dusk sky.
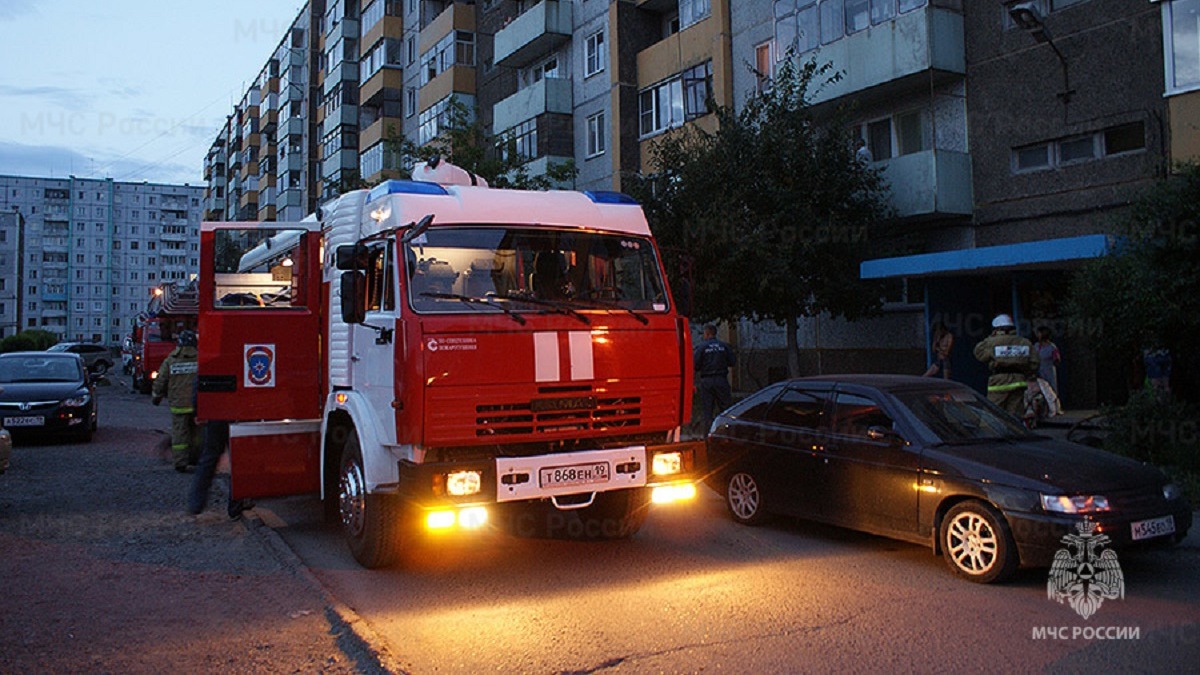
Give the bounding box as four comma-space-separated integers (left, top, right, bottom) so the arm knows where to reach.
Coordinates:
0, 0, 304, 186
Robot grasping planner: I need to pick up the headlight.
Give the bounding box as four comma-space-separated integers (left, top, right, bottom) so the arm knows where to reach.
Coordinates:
445, 470, 482, 496
1163, 483, 1182, 501
62, 394, 91, 407
150, 370, 159, 380
652, 451, 683, 476
1041, 494, 1111, 514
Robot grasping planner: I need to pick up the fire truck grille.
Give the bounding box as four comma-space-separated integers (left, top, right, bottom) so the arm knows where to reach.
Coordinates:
476, 397, 642, 436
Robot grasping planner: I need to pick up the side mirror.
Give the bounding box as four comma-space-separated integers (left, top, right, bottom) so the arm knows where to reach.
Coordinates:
340, 271, 367, 324
335, 243, 369, 271
867, 425, 904, 445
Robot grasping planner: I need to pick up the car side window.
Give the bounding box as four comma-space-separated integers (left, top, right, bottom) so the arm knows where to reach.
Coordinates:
762, 386, 831, 431
724, 383, 784, 421
832, 392, 895, 439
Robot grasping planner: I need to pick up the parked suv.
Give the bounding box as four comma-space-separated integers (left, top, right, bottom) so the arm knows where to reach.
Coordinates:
47, 342, 115, 375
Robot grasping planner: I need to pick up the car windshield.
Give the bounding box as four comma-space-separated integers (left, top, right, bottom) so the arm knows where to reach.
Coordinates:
47, 343, 71, 352
0, 356, 82, 383
895, 388, 1035, 443
405, 227, 670, 314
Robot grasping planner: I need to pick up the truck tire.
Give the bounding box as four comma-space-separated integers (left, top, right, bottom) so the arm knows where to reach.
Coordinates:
338, 433, 405, 568
575, 488, 650, 539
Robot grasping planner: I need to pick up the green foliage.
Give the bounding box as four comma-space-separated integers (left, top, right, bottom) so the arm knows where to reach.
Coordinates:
382, 97, 577, 191
1099, 389, 1200, 473
0, 329, 59, 353
630, 56, 892, 326
1066, 163, 1200, 367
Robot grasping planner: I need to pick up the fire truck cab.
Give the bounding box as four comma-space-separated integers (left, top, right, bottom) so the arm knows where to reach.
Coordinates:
198, 162, 703, 567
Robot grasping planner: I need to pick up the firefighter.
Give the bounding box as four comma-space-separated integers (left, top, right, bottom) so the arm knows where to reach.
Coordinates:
973, 314, 1040, 417
153, 329, 200, 472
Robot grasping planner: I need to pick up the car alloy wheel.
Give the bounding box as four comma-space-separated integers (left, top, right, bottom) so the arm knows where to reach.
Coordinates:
726, 471, 766, 525
940, 500, 1017, 583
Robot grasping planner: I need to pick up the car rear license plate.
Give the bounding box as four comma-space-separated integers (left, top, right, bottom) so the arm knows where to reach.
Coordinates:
1131, 515, 1175, 541
4, 416, 45, 427
540, 462, 610, 489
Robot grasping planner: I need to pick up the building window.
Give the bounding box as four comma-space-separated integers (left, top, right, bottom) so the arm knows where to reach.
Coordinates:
498, 119, 538, 163
820, 0, 844, 45
405, 87, 417, 118
775, 0, 797, 53
584, 30, 605, 78
519, 55, 560, 89
1165, 0, 1200, 92
1058, 136, 1097, 164
866, 118, 893, 161
586, 112, 606, 158
1103, 122, 1146, 155
639, 78, 683, 138
895, 109, 929, 156
1012, 122, 1145, 173
797, 1, 819, 53
681, 61, 713, 121
845, 0, 869, 33
419, 96, 468, 145
755, 41, 775, 92
679, 0, 711, 30
420, 30, 475, 86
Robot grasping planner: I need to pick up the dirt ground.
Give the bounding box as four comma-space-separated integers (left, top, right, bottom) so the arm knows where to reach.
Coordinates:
0, 379, 390, 674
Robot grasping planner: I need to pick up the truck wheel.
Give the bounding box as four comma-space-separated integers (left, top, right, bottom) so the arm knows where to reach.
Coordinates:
575, 488, 650, 539
338, 433, 405, 568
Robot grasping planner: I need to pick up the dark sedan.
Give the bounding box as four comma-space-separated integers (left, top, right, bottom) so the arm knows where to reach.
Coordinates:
0, 352, 98, 443
706, 375, 1192, 583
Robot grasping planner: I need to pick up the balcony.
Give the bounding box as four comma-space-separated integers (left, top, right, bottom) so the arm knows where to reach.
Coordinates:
360, 116, 403, 150
280, 152, 305, 174
322, 149, 359, 178
810, 7, 965, 105
282, 117, 306, 139
323, 62, 358, 95
876, 149, 973, 218
494, 1, 572, 69
321, 105, 359, 133
276, 188, 305, 209
493, 77, 573, 133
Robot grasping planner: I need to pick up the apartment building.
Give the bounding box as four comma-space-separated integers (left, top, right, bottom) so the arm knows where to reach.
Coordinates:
0, 176, 203, 345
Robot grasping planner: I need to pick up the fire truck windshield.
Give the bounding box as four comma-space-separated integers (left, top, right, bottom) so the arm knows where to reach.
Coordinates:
405, 227, 669, 314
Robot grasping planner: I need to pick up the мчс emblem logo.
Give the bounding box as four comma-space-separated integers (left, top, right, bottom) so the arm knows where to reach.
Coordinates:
243, 344, 276, 388
1047, 521, 1124, 620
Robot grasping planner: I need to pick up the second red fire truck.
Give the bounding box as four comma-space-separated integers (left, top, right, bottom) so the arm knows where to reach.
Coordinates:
197, 161, 703, 567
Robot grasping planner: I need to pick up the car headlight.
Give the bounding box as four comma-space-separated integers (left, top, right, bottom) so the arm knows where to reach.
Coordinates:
62, 393, 91, 407
1041, 494, 1111, 514
444, 470, 482, 497
652, 451, 683, 476
1163, 483, 1182, 501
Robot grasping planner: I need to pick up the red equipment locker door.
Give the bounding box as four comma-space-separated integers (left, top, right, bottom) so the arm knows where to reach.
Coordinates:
197, 221, 324, 498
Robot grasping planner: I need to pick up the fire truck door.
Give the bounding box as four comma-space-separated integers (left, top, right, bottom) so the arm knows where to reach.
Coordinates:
350, 239, 399, 445
197, 222, 323, 498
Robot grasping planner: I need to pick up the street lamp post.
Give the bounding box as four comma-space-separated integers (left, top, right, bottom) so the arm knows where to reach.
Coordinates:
1009, 2, 1076, 112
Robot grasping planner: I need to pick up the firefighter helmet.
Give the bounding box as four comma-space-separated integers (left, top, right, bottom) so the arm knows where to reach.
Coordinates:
992, 314, 1015, 329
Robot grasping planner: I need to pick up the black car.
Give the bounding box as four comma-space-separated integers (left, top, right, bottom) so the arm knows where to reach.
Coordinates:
706, 375, 1192, 583
0, 352, 98, 442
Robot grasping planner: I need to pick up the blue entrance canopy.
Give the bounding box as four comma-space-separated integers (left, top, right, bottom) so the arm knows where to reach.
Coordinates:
860, 234, 1115, 279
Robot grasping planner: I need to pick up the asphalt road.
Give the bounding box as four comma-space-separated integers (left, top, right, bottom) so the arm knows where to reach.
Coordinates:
261, 473, 1200, 673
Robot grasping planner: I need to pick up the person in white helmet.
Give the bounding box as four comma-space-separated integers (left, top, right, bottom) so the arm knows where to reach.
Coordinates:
973, 314, 1040, 417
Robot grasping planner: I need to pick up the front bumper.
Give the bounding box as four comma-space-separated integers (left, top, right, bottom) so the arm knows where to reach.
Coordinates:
1006, 502, 1193, 567
1, 406, 94, 436
395, 440, 706, 509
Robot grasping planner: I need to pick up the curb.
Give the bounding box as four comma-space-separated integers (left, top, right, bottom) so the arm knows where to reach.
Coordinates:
241, 509, 408, 674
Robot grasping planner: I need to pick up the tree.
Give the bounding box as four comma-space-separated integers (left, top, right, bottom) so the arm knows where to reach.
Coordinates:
631, 57, 893, 376
383, 97, 576, 191
1, 329, 59, 353
1066, 162, 1200, 401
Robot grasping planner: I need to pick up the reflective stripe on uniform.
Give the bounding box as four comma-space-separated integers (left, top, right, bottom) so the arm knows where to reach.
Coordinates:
987, 382, 1027, 392
170, 407, 195, 414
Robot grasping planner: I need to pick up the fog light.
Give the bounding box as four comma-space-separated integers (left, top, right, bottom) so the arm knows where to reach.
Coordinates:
426, 510, 456, 530
446, 470, 482, 496
458, 507, 488, 529
651, 483, 696, 504
651, 451, 682, 476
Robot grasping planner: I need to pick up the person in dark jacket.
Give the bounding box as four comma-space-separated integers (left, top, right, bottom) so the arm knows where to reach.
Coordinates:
973, 314, 1040, 417
694, 324, 737, 434
152, 329, 199, 472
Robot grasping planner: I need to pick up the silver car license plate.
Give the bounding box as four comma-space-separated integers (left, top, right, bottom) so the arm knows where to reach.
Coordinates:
4, 416, 45, 427
539, 462, 611, 489
1131, 515, 1175, 541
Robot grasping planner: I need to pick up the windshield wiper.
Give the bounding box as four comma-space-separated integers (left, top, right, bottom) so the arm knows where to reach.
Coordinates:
419, 292, 526, 325
571, 296, 649, 325
489, 293, 590, 325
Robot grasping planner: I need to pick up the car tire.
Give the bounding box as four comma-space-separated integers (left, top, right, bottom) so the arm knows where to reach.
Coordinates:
338, 432, 406, 568
940, 500, 1018, 584
725, 470, 768, 526
92, 361, 110, 376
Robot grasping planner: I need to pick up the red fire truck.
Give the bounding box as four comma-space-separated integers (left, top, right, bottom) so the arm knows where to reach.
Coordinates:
131, 281, 199, 394
197, 161, 703, 567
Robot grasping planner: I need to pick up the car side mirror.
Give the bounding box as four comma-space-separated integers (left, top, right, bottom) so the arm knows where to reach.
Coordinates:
867, 425, 904, 445
340, 271, 367, 324
335, 243, 369, 271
